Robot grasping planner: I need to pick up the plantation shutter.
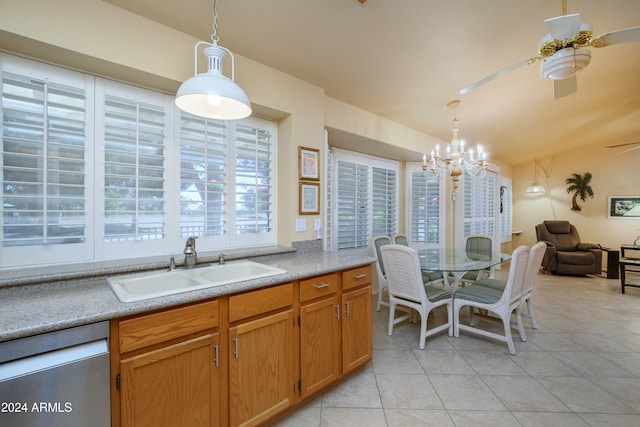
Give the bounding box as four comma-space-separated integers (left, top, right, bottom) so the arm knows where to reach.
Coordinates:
463, 170, 497, 238
179, 115, 226, 237
371, 167, 398, 237
103, 95, 165, 241
409, 170, 442, 246
2, 72, 86, 247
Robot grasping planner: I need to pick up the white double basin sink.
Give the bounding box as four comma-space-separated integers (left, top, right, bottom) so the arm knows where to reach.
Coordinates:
108, 260, 287, 302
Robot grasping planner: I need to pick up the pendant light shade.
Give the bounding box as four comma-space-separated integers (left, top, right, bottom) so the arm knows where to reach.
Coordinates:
175, 0, 251, 120
525, 159, 546, 197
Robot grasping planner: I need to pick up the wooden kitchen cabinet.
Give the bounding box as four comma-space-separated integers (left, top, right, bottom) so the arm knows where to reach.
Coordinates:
299, 273, 341, 397
111, 300, 221, 427
228, 283, 295, 427
341, 266, 373, 374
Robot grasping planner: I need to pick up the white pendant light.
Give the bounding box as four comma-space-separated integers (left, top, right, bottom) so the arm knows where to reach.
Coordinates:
175, 0, 251, 120
525, 159, 546, 197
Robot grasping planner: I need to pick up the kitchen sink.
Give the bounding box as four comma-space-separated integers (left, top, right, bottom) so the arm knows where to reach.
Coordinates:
108, 260, 287, 302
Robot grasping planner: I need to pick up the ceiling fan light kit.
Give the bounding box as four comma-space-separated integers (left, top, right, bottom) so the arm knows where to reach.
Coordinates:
540, 47, 591, 80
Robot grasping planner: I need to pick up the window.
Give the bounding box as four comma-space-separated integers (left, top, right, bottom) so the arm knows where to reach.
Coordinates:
328, 148, 398, 252
406, 163, 443, 248
0, 53, 276, 268
461, 169, 499, 247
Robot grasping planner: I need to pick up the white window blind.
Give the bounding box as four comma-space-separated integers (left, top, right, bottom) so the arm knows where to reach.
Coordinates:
330, 149, 398, 252
103, 95, 166, 242
233, 122, 273, 235
407, 167, 442, 247
2, 72, 87, 247
179, 115, 226, 237
462, 170, 498, 238
371, 167, 398, 237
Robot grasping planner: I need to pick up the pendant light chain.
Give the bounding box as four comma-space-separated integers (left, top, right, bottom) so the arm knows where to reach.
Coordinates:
211, 0, 219, 43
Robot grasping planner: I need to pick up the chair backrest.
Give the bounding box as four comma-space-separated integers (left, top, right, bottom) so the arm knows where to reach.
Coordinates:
535, 220, 581, 251
522, 241, 547, 295
392, 234, 409, 246
466, 235, 492, 260
501, 245, 530, 305
371, 235, 392, 277
380, 244, 426, 304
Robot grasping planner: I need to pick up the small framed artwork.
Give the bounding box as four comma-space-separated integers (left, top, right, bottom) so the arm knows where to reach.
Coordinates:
298, 146, 320, 181
299, 182, 320, 215
608, 196, 640, 218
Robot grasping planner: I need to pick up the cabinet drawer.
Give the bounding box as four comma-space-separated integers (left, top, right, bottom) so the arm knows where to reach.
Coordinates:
229, 282, 293, 323
300, 273, 339, 303
118, 300, 219, 354
341, 265, 372, 291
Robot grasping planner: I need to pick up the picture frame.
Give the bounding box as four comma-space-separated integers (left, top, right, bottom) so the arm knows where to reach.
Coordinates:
608, 196, 640, 219
299, 182, 320, 215
298, 146, 320, 181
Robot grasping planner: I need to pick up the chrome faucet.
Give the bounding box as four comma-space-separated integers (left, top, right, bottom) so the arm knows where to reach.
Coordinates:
183, 236, 198, 268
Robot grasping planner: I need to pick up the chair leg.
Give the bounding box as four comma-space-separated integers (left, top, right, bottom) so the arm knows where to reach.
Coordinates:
502, 313, 516, 355
418, 310, 428, 350
387, 302, 396, 336
525, 298, 538, 329
453, 302, 461, 338
515, 306, 527, 342
376, 284, 386, 311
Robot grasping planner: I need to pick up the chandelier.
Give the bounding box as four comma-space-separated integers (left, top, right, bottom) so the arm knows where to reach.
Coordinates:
422, 100, 487, 191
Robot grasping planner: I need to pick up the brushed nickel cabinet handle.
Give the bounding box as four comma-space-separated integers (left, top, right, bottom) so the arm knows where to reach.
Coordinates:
315, 283, 330, 289
233, 338, 239, 359
354, 274, 367, 279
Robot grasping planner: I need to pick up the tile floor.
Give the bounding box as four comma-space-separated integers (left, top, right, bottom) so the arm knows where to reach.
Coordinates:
270, 270, 640, 426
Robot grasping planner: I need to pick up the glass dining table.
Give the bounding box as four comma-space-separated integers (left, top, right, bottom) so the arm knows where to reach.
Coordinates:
417, 248, 512, 291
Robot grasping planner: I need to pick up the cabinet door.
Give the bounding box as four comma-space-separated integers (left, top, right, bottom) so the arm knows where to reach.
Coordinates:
228, 309, 294, 427
120, 334, 220, 427
300, 295, 341, 397
342, 286, 372, 374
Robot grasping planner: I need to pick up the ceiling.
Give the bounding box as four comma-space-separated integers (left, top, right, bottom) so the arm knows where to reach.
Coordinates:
105, 0, 640, 166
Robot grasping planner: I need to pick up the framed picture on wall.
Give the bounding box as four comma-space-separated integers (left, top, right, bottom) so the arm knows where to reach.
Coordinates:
608, 196, 640, 218
299, 182, 320, 215
298, 146, 320, 181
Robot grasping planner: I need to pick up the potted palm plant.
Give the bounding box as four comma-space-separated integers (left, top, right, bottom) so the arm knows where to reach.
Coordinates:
565, 172, 594, 211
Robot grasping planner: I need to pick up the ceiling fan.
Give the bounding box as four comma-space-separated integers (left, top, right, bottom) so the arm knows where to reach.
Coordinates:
605, 141, 640, 154
460, 0, 640, 99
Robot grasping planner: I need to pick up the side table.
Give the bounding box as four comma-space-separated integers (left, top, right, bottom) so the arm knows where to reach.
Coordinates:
620, 245, 640, 294
600, 247, 619, 279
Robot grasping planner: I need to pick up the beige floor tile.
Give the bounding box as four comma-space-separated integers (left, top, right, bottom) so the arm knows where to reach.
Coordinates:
509, 350, 579, 376
412, 348, 475, 374
448, 410, 520, 426
321, 370, 382, 408
458, 350, 528, 375
428, 374, 506, 411
536, 376, 636, 413
578, 413, 640, 427
594, 377, 640, 412
481, 375, 569, 412
376, 373, 443, 410
513, 411, 590, 426
551, 351, 636, 377
319, 408, 387, 427
384, 409, 454, 427
371, 348, 424, 374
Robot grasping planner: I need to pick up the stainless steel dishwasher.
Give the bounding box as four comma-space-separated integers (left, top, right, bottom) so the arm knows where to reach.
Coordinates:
0, 321, 110, 427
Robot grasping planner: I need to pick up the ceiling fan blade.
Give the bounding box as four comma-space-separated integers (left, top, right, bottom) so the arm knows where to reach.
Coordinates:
459, 56, 540, 95
605, 141, 640, 148
616, 145, 640, 155
544, 13, 582, 40
553, 76, 577, 99
591, 26, 640, 48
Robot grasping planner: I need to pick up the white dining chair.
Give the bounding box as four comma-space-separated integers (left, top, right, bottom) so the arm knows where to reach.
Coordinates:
392, 233, 445, 287
472, 241, 547, 341
381, 244, 453, 350
453, 245, 530, 355
371, 235, 392, 311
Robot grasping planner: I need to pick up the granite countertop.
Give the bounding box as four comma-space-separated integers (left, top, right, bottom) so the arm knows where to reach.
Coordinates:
0, 248, 375, 343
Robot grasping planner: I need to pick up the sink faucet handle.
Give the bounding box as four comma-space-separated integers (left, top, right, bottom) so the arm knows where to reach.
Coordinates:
168, 256, 176, 271
219, 253, 226, 265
